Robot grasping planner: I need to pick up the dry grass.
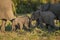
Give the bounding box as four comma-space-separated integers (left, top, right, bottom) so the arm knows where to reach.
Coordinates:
0, 28, 60, 40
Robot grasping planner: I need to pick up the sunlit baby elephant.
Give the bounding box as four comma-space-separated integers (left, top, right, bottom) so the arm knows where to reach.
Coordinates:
12, 15, 31, 31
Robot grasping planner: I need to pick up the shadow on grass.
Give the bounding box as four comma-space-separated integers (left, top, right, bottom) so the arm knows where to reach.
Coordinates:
5, 24, 12, 31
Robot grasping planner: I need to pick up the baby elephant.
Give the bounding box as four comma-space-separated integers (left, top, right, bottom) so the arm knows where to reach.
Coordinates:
12, 15, 30, 31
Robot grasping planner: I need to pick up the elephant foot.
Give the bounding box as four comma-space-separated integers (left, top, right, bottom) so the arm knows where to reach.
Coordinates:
1, 19, 7, 33
1, 27, 5, 33
1, 30, 5, 33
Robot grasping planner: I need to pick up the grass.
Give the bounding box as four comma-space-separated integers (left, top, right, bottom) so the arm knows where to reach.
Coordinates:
0, 28, 60, 40
0, 14, 60, 40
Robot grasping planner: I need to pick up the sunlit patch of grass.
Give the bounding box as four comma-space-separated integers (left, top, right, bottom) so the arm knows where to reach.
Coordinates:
6, 21, 12, 26
27, 14, 31, 18
54, 20, 60, 27
31, 20, 36, 26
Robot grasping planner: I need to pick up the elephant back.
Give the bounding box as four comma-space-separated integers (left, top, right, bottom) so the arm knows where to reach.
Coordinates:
0, 0, 15, 20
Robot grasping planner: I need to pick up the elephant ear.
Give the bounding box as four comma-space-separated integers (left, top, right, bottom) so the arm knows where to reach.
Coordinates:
37, 5, 43, 10
41, 3, 50, 11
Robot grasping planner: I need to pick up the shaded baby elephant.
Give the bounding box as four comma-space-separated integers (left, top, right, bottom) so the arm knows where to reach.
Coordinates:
31, 10, 56, 31
38, 4, 60, 22
12, 15, 30, 31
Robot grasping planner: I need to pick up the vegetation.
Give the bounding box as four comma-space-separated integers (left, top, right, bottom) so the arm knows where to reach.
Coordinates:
12, 0, 60, 14
0, 0, 60, 40
12, 0, 49, 14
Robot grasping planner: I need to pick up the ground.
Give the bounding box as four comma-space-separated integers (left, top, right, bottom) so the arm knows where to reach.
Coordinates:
0, 28, 60, 40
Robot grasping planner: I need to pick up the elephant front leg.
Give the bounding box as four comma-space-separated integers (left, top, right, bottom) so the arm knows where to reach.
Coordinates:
19, 23, 23, 31
39, 18, 44, 29
1, 20, 7, 32
11, 21, 16, 31
36, 21, 39, 27
25, 23, 30, 30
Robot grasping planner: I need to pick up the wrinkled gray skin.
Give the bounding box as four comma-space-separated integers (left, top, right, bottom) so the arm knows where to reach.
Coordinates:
39, 11, 56, 29
38, 3, 60, 21
31, 9, 56, 30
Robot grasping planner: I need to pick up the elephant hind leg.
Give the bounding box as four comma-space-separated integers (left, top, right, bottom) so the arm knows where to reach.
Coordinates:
11, 20, 16, 31
19, 23, 23, 31
1, 19, 7, 32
